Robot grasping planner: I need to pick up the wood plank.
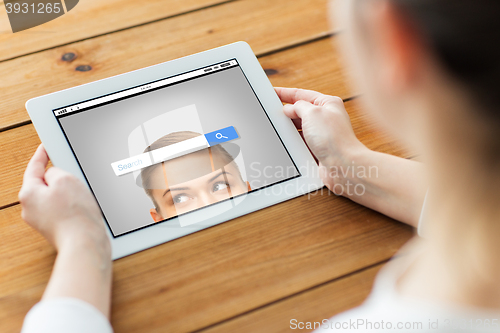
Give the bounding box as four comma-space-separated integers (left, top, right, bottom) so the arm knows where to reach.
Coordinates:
259, 38, 360, 101
0, 0, 334, 132
0, 124, 39, 208
199, 265, 383, 333
0, 37, 410, 208
0, 98, 410, 210
0, 0, 232, 62
0, 2, 416, 333
0, 191, 413, 333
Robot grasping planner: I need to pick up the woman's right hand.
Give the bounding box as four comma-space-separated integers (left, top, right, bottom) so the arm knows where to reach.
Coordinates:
275, 87, 369, 193
19, 144, 109, 252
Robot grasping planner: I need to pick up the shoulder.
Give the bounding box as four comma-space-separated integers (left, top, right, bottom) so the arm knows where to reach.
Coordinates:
314, 240, 499, 333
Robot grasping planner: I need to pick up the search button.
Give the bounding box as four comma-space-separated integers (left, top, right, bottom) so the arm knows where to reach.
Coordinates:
215, 132, 228, 139
205, 126, 239, 146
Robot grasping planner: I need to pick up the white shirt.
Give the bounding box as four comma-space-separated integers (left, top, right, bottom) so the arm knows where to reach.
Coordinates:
22, 298, 112, 333
312, 193, 500, 332
22, 196, 499, 333
313, 240, 500, 332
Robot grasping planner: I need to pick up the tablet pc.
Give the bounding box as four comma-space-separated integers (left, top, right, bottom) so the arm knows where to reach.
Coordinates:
26, 42, 323, 259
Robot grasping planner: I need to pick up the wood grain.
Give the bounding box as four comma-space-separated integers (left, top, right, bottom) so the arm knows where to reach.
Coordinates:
0, 0, 232, 61
199, 265, 383, 333
0, 2, 417, 332
0, 191, 413, 333
0, 0, 333, 132
0, 124, 39, 208
259, 38, 360, 100
0, 98, 410, 210
0, 36, 410, 209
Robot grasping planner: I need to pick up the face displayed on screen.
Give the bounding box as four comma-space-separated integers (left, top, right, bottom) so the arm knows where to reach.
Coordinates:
140, 132, 250, 222
55, 62, 300, 236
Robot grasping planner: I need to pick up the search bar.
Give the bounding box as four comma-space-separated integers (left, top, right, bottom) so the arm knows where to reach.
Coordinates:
111, 126, 239, 176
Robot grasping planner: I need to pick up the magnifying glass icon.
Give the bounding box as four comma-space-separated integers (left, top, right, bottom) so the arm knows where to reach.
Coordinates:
204, 126, 238, 146
215, 132, 228, 139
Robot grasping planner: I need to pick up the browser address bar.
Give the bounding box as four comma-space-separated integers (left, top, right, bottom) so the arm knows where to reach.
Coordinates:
54, 60, 238, 116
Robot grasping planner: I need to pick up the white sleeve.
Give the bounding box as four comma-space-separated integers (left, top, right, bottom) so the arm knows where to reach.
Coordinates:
21, 298, 113, 333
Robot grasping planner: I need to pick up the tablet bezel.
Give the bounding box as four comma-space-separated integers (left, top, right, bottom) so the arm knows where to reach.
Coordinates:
26, 42, 324, 259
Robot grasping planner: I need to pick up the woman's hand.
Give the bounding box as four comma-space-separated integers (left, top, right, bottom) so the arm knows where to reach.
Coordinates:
19, 144, 108, 252
19, 144, 112, 317
275, 87, 427, 227
275, 87, 369, 192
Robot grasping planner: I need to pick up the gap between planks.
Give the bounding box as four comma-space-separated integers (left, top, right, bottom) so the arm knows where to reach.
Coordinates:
192, 260, 389, 333
0, 32, 340, 134
0, 0, 240, 64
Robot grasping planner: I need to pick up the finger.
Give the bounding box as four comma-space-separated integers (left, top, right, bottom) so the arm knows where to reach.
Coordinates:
274, 87, 327, 105
44, 166, 71, 186
283, 100, 318, 120
23, 144, 49, 187
291, 100, 318, 119
283, 103, 301, 119
275, 87, 344, 107
275, 87, 323, 104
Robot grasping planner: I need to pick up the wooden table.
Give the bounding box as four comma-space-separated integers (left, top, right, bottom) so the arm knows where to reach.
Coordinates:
0, 0, 415, 332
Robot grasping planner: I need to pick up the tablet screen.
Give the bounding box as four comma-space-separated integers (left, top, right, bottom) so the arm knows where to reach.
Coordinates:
53, 59, 300, 237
